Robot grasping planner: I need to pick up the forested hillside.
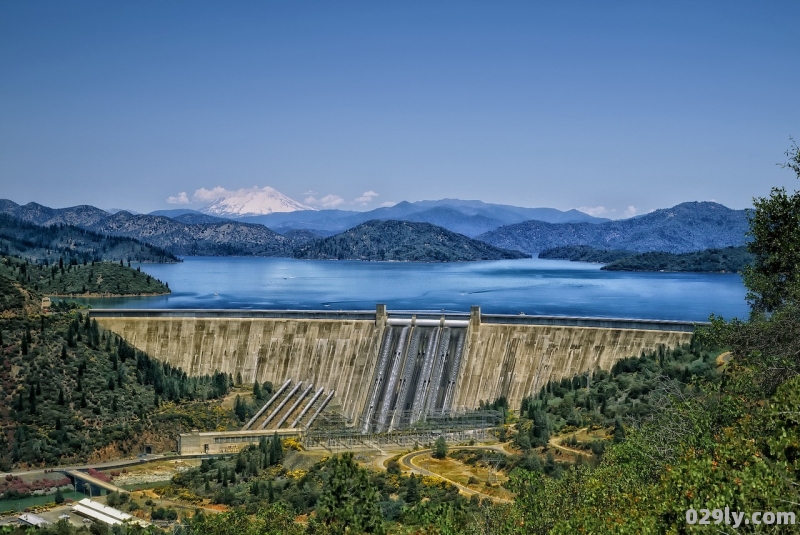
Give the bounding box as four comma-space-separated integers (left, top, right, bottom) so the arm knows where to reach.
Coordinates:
0, 268, 236, 471
479, 201, 748, 254
1, 254, 170, 296
293, 220, 529, 261
539, 244, 754, 273
0, 214, 178, 264
602, 245, 753, 272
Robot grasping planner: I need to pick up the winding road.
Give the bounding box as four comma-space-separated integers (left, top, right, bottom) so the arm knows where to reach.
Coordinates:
398, 446, 512, 503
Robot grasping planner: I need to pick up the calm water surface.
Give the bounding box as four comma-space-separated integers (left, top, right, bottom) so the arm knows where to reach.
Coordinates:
79, 257, 749, 322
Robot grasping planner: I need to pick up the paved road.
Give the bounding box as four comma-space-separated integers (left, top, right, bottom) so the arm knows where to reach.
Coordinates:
398, 446, 512, 503
3, 452, 233, 480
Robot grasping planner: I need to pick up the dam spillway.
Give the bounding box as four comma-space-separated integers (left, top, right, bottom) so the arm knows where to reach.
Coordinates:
361, 320, 468, 433
91, 306, 697, 429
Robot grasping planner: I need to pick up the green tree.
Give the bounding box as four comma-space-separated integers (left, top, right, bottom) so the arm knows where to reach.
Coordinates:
316, 452, 385, 534
743, 139, 800, 312
269, 432, 283, 465
433, 436, 448, 459
612, 417, 626, 443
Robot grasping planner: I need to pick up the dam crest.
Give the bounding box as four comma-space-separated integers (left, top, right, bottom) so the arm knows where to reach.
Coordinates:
91, 306, 697, 431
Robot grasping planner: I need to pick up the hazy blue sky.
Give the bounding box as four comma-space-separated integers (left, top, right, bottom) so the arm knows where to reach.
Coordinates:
1, 1, 798, 217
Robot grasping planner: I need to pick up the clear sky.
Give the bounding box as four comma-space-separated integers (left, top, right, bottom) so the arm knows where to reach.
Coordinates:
1, 1, 798, 217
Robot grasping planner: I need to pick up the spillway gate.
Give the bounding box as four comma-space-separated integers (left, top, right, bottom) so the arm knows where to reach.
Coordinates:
361, 316, 469, 433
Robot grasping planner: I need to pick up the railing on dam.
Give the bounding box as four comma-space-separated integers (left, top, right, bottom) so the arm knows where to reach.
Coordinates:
88, 307, 704, 332
480, 314, 705, 332
89, 308, 378, 321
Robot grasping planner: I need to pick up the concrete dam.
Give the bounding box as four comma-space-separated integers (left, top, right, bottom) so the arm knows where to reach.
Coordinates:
92, 306, 696, 431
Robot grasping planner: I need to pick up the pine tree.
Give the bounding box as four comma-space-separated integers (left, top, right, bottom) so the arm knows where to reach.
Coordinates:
613, 417, 626, 443
317, 453, 385, 534
28, 384, 36, 415
433, 436, 448, 459
269, 432, 283, 465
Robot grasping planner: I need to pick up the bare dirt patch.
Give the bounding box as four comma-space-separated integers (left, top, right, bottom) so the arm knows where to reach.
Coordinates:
102, 460, 200, 486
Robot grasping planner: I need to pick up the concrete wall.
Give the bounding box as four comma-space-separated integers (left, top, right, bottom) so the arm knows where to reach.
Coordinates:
94, 315, 383, 422
178, 428, 301, 455
94, 308, 695, 422
451, 322, 692, 411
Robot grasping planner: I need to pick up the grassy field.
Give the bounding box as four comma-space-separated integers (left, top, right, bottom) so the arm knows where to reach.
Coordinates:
415, 450, 515, 501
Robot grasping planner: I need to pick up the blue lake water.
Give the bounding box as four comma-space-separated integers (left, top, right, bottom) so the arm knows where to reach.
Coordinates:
80, 257, 750, 322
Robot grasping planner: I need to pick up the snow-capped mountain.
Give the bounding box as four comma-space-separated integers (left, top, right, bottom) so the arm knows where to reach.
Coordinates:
201, 186, 315, 217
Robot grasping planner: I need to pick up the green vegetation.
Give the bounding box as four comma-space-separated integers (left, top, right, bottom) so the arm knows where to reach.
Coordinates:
540, 243, 754, 272
743, 138, 800, 312
1, 254, 170, 297
514, 340, 720, 452
0, 213, 179, 264
293, 219, 529, 261
164, 445, 479, 534
232, 382, 275, 423
538, 245, 634, 263
433, 436, 448, 459
603, 245, 753, 272
0, 277, 234, 471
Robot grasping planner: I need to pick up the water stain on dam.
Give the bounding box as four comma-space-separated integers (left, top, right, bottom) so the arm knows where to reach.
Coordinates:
92, 306, 695, 429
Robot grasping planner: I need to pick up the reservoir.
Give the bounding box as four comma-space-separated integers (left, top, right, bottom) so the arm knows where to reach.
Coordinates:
83, 257, 749, 322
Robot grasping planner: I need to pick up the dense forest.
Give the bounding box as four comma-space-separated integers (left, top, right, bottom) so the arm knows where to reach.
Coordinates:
539, 244, 753, 273
293, 220, 529, 261
0, 276, 235, 472
602, 245, 753, 272
1, 254, 170, 296
0, 214, 178, 264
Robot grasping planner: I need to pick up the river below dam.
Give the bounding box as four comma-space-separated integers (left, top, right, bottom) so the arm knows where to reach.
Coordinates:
73, 257, 749, 322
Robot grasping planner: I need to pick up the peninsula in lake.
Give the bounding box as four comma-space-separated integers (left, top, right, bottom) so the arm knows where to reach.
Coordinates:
292, 220, 528, 261
539, 244, 753, 273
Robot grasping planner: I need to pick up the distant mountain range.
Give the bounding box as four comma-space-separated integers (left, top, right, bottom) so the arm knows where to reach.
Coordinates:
292, 220, 528, 262
478, 202, 749, 254
0, 198, 750, 260
0, 201, 293, 257
230, 198, 608, 237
